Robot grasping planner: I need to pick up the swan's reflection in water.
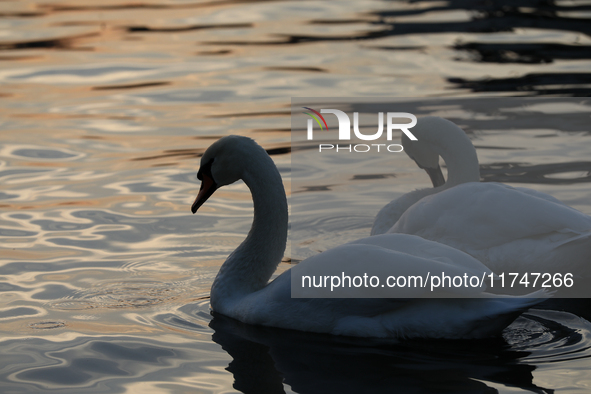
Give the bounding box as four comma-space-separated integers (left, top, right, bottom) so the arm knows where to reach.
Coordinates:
209, 310, 589, 394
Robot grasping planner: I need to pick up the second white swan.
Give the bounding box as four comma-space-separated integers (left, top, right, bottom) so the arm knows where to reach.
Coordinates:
372, 117, 591, 276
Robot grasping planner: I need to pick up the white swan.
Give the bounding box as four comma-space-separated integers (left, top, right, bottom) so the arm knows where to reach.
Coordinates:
373, 117, 591, 276
191, 135, 547, 339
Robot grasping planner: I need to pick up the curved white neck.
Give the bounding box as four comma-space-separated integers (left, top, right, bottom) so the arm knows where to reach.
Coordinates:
211, 155, 288, 304
438, 134, 480, 187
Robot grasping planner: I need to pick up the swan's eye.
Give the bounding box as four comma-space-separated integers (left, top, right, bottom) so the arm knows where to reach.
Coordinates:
197, 159, 214, 181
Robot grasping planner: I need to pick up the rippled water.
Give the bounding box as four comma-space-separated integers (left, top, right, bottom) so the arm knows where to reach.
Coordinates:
1, 0, 591, 393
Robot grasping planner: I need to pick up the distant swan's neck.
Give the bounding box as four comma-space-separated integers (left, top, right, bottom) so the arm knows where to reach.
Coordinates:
372, 128, 481, 235
438, 132, 480, 187
211, 155, 288, 304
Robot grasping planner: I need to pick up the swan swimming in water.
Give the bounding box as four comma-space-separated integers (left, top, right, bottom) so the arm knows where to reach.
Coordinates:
191, 135, 546, 339
372, 117, 591, 277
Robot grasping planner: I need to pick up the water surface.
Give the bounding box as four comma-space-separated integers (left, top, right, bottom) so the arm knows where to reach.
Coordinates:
1, 0, 591, 392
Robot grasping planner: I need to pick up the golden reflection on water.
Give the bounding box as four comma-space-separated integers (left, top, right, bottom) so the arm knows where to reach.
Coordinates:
1, 0, 591, 392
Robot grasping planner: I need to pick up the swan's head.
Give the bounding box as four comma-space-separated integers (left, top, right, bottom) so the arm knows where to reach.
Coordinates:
403, 116, 480, 188
402, 117, 448, 187
191, 135, 264, 213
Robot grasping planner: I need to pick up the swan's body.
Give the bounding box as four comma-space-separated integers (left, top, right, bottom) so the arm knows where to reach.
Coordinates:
373, 117, 591, 276
192, 135, 547, 339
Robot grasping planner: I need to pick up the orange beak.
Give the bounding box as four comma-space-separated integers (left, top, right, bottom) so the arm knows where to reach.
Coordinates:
191, 173, 217, 213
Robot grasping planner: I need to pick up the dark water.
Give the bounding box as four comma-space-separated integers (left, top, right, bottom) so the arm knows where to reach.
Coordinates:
1, 0, 591, 393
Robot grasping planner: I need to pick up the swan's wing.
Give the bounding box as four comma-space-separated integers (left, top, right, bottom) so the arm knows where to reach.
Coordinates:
235, 234, 493, 325
291, 234, 493, 299
391, 182, 591, 250
348, 234, 492, 274
513, 186, 570, 205
371, 188, 436, 235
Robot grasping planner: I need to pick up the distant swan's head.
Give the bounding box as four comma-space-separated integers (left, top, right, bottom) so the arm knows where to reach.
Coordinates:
402, 117, 449, 187
191, 135, 265, 213
402, 116, 480, 188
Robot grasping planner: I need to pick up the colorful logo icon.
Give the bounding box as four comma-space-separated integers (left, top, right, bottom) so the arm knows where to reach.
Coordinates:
303, 107, 328, 132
